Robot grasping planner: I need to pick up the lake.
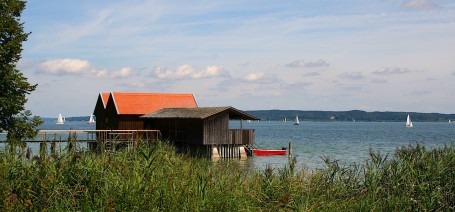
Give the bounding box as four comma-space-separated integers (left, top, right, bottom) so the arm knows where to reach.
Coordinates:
232, 121, 455, 170
1, 120, 454, 170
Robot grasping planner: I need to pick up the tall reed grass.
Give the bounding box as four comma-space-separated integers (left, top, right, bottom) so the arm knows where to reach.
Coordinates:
0, 142, 453, 211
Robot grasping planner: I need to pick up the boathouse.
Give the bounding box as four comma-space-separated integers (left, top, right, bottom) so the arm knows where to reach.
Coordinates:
94, 92, 198, 130
141, 107, 258, 158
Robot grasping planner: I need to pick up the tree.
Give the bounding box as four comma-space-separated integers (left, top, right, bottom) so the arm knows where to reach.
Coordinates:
0, 0, 42, 147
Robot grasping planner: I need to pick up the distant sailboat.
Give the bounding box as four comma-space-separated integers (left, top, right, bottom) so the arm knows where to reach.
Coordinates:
406, 114, 413, 128
88, 114, 95, 124
284, 117, 287, 122
449, 119, 452, 123
56, 113, 64, 125
294, 115, 300, 125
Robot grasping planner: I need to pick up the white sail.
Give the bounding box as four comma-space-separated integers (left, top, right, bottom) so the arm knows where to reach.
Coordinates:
88, 114, 95, 124
284, 117, 287, 122
56, 113, 64, 124
406, 114, 413, 128
294, 115, 300, 125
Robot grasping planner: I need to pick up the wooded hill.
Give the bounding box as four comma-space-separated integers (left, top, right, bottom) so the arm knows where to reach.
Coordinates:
246, 110, 455, 122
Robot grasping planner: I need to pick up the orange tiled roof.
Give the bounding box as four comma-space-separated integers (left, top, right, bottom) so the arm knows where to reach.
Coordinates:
101, 93, 110, 108
110, 92, 197, 115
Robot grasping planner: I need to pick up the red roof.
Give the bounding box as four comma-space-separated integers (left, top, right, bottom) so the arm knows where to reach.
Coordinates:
110, 92, 197, 115
101, 93, 110, 108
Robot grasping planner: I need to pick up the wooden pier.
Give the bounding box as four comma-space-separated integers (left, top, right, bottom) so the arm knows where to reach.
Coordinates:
1, 130, 161, 151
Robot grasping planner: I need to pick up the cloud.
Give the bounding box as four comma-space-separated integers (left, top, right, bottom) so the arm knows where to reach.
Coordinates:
239, 62, 250, 67
242, 72, 279, 84
280, 82, 312, 90
401, 0, 440, 10
303, 72, 321, 77
285, 59, 329, 68
155, 64, 223, 80
111, 67, 132, 78
409, 90, 431, 96
372, 67, 411, 75
452, 72, 455, 76
338, 72, 364, 80
371, 79, 388, 84
243, 72, 264, 81
37, 58, 132, 78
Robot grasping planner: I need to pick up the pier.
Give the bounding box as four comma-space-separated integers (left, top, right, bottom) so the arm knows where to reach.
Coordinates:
0, 130, 161, 151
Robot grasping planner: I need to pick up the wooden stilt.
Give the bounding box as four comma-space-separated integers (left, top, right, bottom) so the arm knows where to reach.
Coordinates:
288, 141, 293, 158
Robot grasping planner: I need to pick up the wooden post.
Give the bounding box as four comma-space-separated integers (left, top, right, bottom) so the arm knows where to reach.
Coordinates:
135, 131, 138, 149
288, 141, 292, 158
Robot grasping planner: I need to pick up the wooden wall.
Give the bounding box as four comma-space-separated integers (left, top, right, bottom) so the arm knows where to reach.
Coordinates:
93, 95, 107, 130
145, 118, 203, 145
202, 113, 229, 145
118, 115, 144, 130
228, 129, 255, 145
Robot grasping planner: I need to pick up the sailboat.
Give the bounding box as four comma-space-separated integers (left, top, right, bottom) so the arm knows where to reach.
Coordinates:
405, 114, 413, 128
88, 114, 95, 124
294, 115, 300, 125
449, 119, 452, 123
284, 117, 287, 122
56, 113, 64, 125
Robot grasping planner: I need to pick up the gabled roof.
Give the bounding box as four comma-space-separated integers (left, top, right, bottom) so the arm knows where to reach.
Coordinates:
101, 93, 110, 108
141, 106, 259, 120
110, 92, 198, 115
93, 92, 111, 115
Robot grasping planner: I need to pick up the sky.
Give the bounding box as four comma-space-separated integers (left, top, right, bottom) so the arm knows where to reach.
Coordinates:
17, 0, 455, 117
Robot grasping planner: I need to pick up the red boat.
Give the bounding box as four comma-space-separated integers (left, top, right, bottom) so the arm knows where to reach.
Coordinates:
253, 149, 287, 156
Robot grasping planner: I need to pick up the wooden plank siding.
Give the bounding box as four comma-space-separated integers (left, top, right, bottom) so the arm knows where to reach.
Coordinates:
93, 95, 108, 130
118, 115, 144, 130
202, 113, 229, 145
145, 119, 203, 145
228, 129, 255, 145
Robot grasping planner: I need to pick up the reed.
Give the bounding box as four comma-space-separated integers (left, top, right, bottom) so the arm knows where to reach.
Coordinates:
0, 142, 453, 211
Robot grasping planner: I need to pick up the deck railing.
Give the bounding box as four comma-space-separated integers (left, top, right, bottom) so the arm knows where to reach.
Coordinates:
0, 130, 160, 144
228, 129, 255, 145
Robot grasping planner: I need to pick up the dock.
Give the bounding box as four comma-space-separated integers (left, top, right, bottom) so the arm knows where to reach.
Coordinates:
0, 130, 161, 151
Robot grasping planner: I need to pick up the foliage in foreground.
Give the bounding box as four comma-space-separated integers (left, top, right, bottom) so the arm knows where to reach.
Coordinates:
0, 142, 454, 211
1, 0, 42, 144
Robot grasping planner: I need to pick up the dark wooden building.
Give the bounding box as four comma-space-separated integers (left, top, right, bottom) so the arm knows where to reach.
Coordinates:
141, 107, 258, 158
93, 92, 198, 130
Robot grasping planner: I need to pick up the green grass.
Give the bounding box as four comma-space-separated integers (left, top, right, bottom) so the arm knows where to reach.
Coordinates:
0, 142, 454, 211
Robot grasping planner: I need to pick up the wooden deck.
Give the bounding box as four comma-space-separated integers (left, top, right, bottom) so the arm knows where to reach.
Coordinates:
1, 130, 161, 145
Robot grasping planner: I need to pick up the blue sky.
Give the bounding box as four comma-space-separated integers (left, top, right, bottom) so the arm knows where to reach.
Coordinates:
18, 0, 455, 117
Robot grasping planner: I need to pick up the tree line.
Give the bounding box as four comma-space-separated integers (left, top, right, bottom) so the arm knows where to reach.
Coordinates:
246, 110, 455, 122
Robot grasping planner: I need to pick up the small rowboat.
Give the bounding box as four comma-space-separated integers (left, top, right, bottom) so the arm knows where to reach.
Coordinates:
253, 149, 287, 156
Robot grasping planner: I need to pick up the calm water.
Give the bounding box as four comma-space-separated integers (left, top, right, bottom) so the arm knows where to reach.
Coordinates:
231, 121, 455, 170
1, 120, 454, 170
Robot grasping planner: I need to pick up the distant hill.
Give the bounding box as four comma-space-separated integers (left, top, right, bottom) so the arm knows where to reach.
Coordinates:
245, 110, 455, 122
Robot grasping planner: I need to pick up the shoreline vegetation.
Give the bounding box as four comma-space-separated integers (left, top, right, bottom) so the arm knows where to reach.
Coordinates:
1, 142, 454, 210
